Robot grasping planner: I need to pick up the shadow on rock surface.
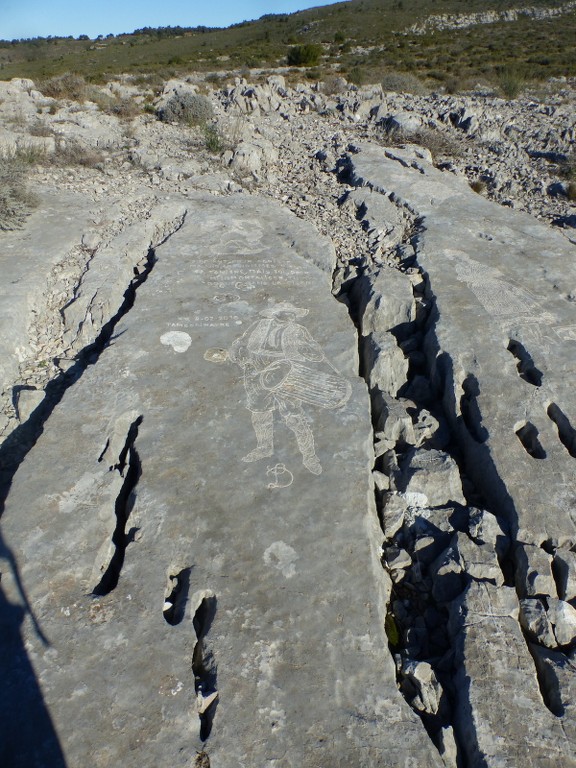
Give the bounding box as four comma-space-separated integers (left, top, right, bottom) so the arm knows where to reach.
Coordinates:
0, 532, 67, 768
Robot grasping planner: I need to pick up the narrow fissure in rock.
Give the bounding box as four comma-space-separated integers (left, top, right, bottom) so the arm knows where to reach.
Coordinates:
547, 402, 576, 458
459, 375, 489, 445
337, 264, 465, 765
163, 567, 192, 626
191, 594, 218, 743
507, 339, 543, 387
92, 417, 142, 596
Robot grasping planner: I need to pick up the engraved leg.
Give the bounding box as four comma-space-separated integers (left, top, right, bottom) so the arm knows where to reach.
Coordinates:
242, 411, 274, 462
284, 412, 322, 475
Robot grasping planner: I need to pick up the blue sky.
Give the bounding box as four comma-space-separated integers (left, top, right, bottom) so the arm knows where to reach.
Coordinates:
1, 1, 341, 41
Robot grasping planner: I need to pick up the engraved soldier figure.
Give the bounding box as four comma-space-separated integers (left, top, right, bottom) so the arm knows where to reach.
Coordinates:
228, 302, 351, 475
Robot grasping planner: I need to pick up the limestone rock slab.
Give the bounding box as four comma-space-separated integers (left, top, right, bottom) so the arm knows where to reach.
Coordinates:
0, 193, 443, 767
0, 190, 95, 422
449, 581, 573, 766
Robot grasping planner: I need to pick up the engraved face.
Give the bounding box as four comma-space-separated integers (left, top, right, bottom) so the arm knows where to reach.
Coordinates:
273, 311, 297, 324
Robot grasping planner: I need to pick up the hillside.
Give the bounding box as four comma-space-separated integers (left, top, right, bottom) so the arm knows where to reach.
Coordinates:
1, 0, 575, 88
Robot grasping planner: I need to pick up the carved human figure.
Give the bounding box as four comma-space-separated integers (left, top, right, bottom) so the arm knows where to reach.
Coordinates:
445, 249, 540, 318
228, 302, 351, 475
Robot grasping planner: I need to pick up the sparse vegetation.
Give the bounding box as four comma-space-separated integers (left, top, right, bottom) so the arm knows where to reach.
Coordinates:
51, 138, 104, 168
106, 95, 141, 120
12, 142, 49, 165
381, 70, 428, 95
379, 122, 462, 163
157, 92, 213, 125
347, 66, 366, 86
28, 121, 54, 137
0, 155, 37, 230
320, 74, 347, 95
194, 750, 210, 768
560, 151, 576, 181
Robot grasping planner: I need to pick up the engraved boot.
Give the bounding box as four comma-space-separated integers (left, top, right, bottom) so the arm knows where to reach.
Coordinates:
285, 414, 322, 475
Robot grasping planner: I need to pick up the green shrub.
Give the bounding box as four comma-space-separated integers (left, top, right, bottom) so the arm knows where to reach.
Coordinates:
347, 66, 366, 86
305, 68, 321, 81
0, 156, 37, 230
497, 68, 525, 100
567, 182, 576, 202
286, 44, 323, 67
204, 125, 223, 154
157, 92, 214, 125
444, 75, 463, 95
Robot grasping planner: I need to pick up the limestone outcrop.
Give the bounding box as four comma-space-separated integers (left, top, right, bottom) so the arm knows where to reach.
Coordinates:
343, 141, 576, 766
0, 71, 575, 767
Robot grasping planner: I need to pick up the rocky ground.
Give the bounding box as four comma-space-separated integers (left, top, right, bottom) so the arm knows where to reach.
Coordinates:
1, 72, 576, 767
1, 72, 575, 438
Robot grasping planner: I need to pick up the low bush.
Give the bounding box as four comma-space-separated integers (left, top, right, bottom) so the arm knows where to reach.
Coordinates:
157, 92, 214, 125
470, 180, 486, 195
381, 70, 428, 95
347, 66, 366, 86
106, 96, 141, 120
320, 74, 347, 95
40, 72, 90, 101
379, 123, 461, 163
559, 151, 576, 181
28, 121, 55, 137
128, 73, 166, 98
52, 138, 104, 168
12, 142, 49, 165
497, 68, 525, 100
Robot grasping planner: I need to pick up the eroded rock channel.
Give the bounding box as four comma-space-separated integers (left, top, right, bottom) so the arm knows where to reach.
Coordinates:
1, 77, 576, 768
